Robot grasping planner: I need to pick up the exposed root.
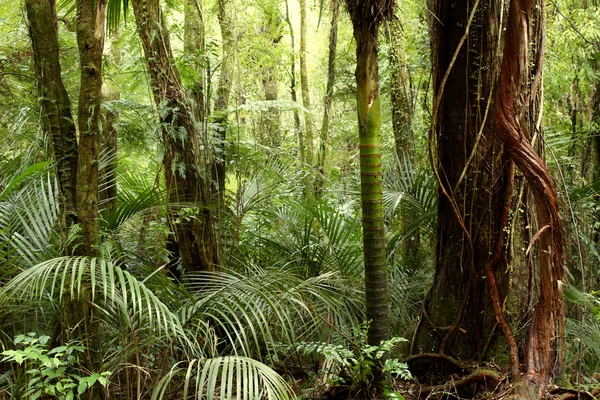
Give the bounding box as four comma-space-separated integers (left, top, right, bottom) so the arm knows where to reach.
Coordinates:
411, 369, 503, 397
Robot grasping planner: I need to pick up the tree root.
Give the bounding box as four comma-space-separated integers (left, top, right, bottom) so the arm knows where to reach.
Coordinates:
411, 369, 503, 397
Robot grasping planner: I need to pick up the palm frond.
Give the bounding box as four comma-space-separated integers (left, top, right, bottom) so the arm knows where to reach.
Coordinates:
0, 256, 184, 338
180, 269, 362, 358
152, 356, 294, 400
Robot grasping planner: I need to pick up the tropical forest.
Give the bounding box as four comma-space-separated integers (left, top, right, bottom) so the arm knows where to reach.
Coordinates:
1, 0, 600, 398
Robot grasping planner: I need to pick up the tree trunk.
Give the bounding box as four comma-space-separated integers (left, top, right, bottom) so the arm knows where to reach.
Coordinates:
259, 6, 283, 148
385, 15, 420, 264
131, 0, 218, 273
495, 0, 564, 393
25, 0, 78, 237
284, 0, 303, 164
299, 0, 314, 165
413, 0, 517, 367
213, 0, 235, 201
316, 0, 340, 193
345, 1, 394, 396
184, 0, 208, 123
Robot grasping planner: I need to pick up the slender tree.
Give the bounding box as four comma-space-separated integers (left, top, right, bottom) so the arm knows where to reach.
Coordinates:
316, 0, 340, 192
184, 0, 208, 123
131, 0, 218, 272
299, 0, 314, 164
284, 0, 303, 164
75, 0, 106, 257
344, 0, 393, 395
213, 0, 235, 201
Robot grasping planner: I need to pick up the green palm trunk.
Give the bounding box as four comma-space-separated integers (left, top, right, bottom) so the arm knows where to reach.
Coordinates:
354, 36, 389, 346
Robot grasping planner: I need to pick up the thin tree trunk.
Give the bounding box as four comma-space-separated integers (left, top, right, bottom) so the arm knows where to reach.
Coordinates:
284, 0, 303, 164
299, 0, 314, 165
184, 0, 207, 123
316, 0, 340, 192
385, 15, 420, 263
131, 0, 218, 273
386, 17, 413, 161
213, 0, 235, 201
345, 1, 394, 396
25, 0, 78, 238
259, 6, 283, 147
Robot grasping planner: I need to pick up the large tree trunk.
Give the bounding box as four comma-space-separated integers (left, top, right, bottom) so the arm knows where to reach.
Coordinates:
316, 0, 340, 193
413, 0, 518, 367
299, 0, 314, 165
131, 0, 218, 273
495, 0, 564, 394
345, 1, 393, 396
25, 0, 78, 237
213, 0, 235, 201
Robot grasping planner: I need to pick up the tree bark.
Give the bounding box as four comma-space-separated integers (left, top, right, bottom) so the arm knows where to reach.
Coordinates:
284, 0, 303, 164
413, 0, 518, 366
299, 0, 314, 165
495, 0, 564, 393
213, 0, 235, 201
184, 0, 208, 123
75, 0, 106, 257
25, 0, 78, 236
131, 0, 218, 273
316, 0, 340, 192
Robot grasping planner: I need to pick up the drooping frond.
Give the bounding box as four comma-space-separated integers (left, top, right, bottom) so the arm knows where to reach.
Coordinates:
180, 269, 362, 358
0, 256, 184, 338
152, 356, 294, 400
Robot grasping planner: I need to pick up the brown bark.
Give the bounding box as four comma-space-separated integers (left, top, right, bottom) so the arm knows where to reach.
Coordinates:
75, 0, 106, 257
414, 0, 515, 364
25, 0, 78, 235
495, 0, 564, 393
131, 0, 218, 273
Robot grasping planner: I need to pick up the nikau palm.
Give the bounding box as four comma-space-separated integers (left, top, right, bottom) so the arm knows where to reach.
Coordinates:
344, 0, 394, 394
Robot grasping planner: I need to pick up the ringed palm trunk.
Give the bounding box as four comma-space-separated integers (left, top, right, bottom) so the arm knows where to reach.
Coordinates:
345, 1, 393, 395
131, 0, 218, 272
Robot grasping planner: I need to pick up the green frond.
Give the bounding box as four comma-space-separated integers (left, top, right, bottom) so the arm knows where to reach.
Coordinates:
180, 269, 362, 358
0, 257, 184, 338
152, 356, 294, 400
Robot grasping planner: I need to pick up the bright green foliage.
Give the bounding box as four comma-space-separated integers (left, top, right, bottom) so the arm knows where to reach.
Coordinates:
271, 323, 412, 391
1, 333, 111, 400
